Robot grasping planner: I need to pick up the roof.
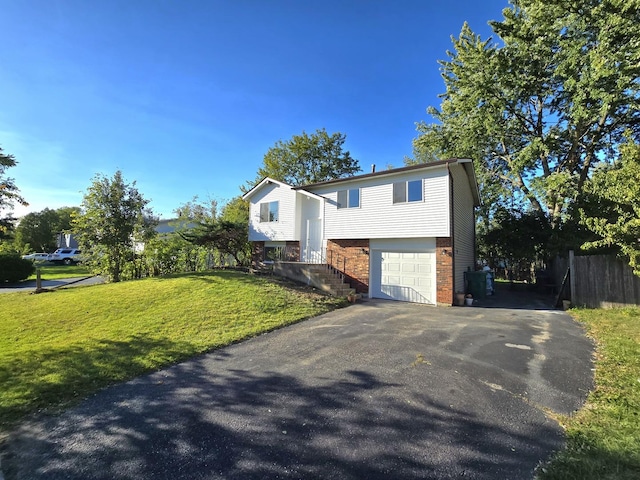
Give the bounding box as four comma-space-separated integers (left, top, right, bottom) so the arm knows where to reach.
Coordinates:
241, 177, 292, 200
296, 158, 481, 206
242, 158, 481, 206
241, 177, 325, 202
294, 158, 462, 190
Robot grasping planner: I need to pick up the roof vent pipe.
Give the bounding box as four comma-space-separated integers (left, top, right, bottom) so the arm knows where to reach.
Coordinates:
371, 164, 376, 173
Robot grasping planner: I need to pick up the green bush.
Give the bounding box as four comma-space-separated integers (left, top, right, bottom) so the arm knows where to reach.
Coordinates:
0, 253, 35, 283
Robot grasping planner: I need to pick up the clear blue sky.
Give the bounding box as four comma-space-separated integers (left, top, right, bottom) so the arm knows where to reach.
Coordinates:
2, 0, 508, 219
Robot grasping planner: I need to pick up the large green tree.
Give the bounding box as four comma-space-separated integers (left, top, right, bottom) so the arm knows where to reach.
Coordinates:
0, 146, 27, 238
176, 196, 250, 267
580, 138, 640, 275
73, 171, 157, 282
219, 196, 249, 225
412, 0, 640, 238
15, 206, 80, 252
251, 128, 361, 187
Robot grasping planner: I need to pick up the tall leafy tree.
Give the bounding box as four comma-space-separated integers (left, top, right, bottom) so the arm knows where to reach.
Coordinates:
181, 220, 250, 266
0, 146, 27, 238
412, 0, 640, 236
580, 138, 640, 275
478, 207, 552, 280
73, 171, 157, 282
15, 206, 80, 252
175, 196, 251, 267
220, 196, 249, 225
251, 128, 361, 187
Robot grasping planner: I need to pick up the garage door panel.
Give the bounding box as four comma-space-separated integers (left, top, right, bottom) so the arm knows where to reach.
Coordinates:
372, 248, 435, 304
418, 264, 431, 274
380, 285, 430, 304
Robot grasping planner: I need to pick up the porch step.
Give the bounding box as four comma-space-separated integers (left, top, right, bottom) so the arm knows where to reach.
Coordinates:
273, 262, 355, 297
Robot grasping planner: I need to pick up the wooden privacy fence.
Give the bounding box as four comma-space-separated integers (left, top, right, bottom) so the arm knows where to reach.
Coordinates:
567, 251, 640, 308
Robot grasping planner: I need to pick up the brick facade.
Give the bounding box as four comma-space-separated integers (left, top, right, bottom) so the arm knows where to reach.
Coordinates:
251, 241, 265, 267
251, 241, 300, 265
436, 237, 454, 305
326, 239, 370, 293
284, 241, 300, 262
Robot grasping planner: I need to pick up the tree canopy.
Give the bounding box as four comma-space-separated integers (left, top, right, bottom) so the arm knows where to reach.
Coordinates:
580, 138, 640, 275
411, 0, 640, 237
0, 146, 27, 238
176, 196, 250, 266
251, 128, 361, 187
73, 171, 157, 282
15, 206, 80, 252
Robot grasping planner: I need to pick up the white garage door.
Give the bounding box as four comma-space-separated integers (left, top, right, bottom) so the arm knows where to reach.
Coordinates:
370, 239, 436, 304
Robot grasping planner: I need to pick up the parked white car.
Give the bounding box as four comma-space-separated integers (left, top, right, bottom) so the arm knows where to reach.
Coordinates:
48, 248, 84, 265
21, 252, 50, 262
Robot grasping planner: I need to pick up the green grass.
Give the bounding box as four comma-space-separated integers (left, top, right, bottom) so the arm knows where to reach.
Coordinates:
27, 264, 91, 280
0, 271, 345, 434
539, 307, 640, 479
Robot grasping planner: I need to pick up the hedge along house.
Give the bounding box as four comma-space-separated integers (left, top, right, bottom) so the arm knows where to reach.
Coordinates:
242, 159, 480, 305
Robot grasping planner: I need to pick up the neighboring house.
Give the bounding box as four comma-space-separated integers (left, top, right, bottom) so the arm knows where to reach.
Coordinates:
242, 158, 481, 305
56, 232, 79, 249
156, 218, 197, 235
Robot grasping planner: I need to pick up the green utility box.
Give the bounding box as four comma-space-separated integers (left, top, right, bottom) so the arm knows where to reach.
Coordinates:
465, 271, 488, 299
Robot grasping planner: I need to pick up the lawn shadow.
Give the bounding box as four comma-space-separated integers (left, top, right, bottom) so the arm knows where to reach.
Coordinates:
0, 335, 202, 433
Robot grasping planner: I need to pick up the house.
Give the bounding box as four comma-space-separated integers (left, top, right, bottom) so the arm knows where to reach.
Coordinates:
56, 232, 79, 249
242, 158, 480, 305
155, 218, 198, 235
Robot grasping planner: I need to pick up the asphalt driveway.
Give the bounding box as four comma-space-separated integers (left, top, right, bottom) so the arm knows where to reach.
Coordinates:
2, 299, 593, 479
0, 276, 105, 293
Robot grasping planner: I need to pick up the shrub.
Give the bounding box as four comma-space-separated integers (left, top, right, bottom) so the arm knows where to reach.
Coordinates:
0, 253, 35, 283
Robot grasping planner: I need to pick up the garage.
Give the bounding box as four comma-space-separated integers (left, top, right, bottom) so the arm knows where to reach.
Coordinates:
369, 239, 436, 304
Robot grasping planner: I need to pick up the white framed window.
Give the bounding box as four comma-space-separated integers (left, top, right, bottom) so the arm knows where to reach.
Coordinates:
393, 180, 423, 204
337, 188, 360, 209
259, 201, 279, 222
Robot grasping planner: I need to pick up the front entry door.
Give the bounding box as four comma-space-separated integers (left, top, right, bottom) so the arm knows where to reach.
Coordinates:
304, 218, 322, 263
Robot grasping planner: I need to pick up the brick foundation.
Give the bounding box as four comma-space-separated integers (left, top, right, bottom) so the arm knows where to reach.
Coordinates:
326, 239, 370, 293
251, 241, 265, 267
284, 241, 300, 261
436, 237, 454, 305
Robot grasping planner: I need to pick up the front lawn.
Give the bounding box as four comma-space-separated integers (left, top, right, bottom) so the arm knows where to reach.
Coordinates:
27, 264, 91, 280
0, 271, 345, 434
539, 307, 640, 479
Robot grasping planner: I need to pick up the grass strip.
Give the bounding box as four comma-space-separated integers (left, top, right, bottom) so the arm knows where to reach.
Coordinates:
539, 307, 640, 479
0, 271, 345, 434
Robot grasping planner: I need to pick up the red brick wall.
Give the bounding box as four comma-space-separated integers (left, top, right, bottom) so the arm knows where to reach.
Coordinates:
251, 241, 265, 267
436, 237, 454, 305
285, 241, 300, 261
326, 239, 370, 293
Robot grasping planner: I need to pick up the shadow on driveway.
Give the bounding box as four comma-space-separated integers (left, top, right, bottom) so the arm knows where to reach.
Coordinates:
3, 299, 593, 480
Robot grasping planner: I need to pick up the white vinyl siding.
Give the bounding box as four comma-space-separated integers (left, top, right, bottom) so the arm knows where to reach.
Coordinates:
310, 167, 450, 239
248, 182, 298, 241
450, 163, 476, 292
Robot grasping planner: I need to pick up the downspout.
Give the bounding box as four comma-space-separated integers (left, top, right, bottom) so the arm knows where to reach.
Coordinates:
447, 162, 456, 296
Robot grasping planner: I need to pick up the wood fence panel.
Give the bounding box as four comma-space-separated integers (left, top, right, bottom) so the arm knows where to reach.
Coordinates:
573, 254, 640, 308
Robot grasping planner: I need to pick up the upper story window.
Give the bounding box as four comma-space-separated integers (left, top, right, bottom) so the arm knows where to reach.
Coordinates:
393, 180, 423, 204
259, 201, 279, 222
337, 188, 360, 209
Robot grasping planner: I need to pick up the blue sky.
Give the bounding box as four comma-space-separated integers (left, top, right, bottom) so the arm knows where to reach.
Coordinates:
1, 0, 508, 219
